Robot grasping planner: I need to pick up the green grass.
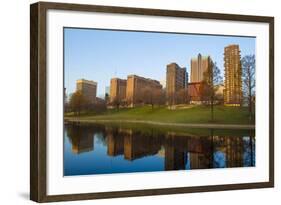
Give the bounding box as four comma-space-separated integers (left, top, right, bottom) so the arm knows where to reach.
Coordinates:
65, 105, 254, 125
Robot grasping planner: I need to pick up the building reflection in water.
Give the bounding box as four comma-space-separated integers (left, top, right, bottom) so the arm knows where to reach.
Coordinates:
65, 123, 255, 173
106, 127, 124, 156
123, 129, 162, 161
66, 125, 94, 154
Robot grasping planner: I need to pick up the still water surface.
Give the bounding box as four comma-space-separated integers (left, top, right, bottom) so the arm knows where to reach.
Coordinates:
64, 123, 255, 176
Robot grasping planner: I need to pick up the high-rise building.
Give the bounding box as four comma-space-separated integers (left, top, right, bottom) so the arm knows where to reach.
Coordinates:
110, 78, 127, 103
76, 79, 97, 103
166, 63, 187, 104
190, 53, 213, 83
126, 75, 162, 106
223, 44, 242, 106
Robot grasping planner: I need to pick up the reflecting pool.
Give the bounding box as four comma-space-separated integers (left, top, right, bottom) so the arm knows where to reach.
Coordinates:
64, 123, 255, 176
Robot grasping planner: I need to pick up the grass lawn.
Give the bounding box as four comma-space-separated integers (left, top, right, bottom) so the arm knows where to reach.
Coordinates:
65, 105, 255, 125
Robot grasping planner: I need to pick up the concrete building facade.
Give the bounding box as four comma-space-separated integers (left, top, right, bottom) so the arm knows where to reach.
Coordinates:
190, 53, 213, 83
76, 79, 97, 103
166, 63, 188, 104
223, 44, 242, 106
110, 78, 127, 103
126, 75, 163, 106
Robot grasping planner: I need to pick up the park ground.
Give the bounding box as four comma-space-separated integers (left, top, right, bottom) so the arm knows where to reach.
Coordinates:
64, 105, 255, 127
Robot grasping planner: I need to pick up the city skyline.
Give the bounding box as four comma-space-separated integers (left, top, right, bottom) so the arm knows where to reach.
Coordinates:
64, 28, 255, 97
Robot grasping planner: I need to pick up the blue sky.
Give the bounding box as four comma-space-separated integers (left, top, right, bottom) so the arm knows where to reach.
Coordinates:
64, 28, 255, 98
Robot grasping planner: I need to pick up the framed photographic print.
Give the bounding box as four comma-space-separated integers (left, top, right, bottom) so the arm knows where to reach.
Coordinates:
30, 1, 274, 202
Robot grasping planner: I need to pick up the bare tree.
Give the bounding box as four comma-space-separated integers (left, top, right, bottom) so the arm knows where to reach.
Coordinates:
201, 61, 223, 121
157, 89, 166, 106
166, 93, 175, 108
69, 91, 89, 115
111, 96, 121, 110
242, 55, 255, 121
105, 93, 110, 105
176, 88, 188, 104
126, 97, 133, 107
153, 89, 166, 107
140, 87, 165, 109
142, 87, 155, 109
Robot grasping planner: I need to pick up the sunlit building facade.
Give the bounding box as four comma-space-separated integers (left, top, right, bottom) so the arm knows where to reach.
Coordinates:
110, 78, 127, 103
223, 44, 242, 106
166, 63, 188, 104
190, 53, 213, 83
126, 75, 162, 106
76, 79, 97, 103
